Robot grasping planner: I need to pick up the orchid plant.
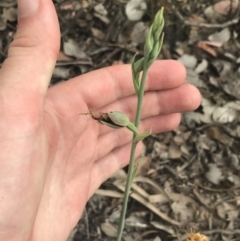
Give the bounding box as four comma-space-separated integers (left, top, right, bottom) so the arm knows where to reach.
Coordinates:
81, 8, 165, 241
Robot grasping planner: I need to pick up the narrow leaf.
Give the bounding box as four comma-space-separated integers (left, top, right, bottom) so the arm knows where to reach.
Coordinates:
131, 53, 140, 93
143, 26, 154, 58
134, 57, 144, 73
134, 128, 152, 143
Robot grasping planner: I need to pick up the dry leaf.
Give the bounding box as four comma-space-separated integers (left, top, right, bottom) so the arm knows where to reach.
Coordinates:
202, 41, 223, 47
101, 222, 118, 237
131, 22, 148, 45
206, 126, 231, 145
63, 39, 89, 59
125, 0, 147, 21
0, 15, 7, 31
216, 202, 239, 220
135, 156, 152, 176
113, 179, 181, 226
153, 236, 162, 241
197, 41, 217, 57
3, 7, 17, 22
95, 189, 123, 198
195, 59, 208, 74
53, 67, 70, 79
212, 106, 236, 123
213, 0, 239, 15
169, 192, 198, 223
94, 3, 108, 15
91, 27, 105, 40
125, 215, 148, 228
208, 28, 231, 44
111, 169, 127, 180
151, 221, 175, 235
205, 163, 222, 185
148, 194, 169, 204
168, 140, 181, 159
178, 54, 197, 69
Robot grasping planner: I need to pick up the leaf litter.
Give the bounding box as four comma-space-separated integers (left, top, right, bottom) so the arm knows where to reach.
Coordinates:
1, 0, 240, 241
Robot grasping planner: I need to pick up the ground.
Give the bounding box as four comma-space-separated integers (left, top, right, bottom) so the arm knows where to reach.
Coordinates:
1, 0, 240, 241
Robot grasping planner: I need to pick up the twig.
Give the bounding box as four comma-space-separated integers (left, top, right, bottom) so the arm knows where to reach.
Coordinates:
195, 179, 240, 192
83, 208, 90, 240
0, 60, 93, 69
193, 188, 214, 211
56, 60, 93, 66
135, 230, 159, 241
0, 2, 17, 7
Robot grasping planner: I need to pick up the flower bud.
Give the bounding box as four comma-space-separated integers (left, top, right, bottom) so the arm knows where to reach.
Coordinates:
108, 111, 130, 127
100, 111, 130, 129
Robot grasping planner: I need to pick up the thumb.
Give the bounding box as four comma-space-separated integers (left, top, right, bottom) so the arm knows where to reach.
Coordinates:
0, 0, 60, 112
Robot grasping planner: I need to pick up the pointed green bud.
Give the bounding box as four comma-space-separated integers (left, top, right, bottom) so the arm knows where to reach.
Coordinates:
143, 7, 164, 67
148, 32, 164, 67
97, 111, 139, 135
99, 111, 130, 129
143, 25, 154, 58
152, 8, 164, 39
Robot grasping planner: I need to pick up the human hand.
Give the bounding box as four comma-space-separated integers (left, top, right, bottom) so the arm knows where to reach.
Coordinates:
0, 1, 201, 241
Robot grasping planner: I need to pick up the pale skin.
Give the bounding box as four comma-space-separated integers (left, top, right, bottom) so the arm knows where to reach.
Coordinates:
0, 1, 201, 241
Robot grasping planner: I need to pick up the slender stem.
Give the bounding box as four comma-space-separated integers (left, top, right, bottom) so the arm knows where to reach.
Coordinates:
116, 141, 137, 241
116, 63, 149, 241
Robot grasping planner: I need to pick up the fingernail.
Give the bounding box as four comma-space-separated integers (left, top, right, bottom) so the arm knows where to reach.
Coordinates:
18, 0, 39, 19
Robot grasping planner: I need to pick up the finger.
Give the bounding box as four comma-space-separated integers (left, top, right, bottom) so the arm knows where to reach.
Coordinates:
61, 60, 186, 109
88, 142, 144, 198
96, 83, 200, 135
102, 83, 201, 116
0, 0, 60, 113
94, 113, 180, 161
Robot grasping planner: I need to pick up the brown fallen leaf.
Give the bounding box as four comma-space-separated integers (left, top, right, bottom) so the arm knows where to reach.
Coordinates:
213, 0, 239, 15
135, 156, 152, 176
206, 126, 231, 145
197, 41, 217, 57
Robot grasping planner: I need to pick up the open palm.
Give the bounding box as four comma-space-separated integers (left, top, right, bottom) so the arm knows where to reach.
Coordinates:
0, 1, 201, 241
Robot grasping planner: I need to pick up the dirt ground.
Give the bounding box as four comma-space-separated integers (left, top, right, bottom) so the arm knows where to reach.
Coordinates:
1, 0, 240, 241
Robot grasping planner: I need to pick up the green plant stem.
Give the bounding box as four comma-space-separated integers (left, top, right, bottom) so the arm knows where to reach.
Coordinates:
116, 64, 149, 241
116, 141, 137, 241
